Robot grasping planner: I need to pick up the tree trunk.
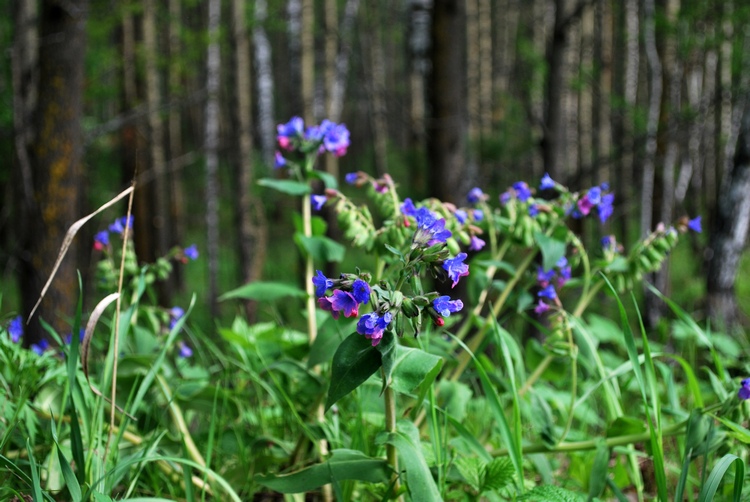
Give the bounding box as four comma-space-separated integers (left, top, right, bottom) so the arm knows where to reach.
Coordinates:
365, 3, 389, 175
407, 0, 430, 153
301, 0, 314, 123
542, 0, 568, 180
427, 0, 468, 203
466, 0, 479, 141
253, 0, 276, 165
205, 0, 221, 318
232, 0, 266, 321
477, 0, 492, 136
707, 102, 750, 327
21, 0, 89, 344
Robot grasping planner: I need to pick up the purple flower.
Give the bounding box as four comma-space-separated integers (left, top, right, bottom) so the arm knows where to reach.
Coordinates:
400, 198, 418, 217
577, 195, 594, 216
318, 296, 340, 320
413, 208, 452, 246
513, 182, 532, 202
455, 209, 468, 224
557, 266, 572, 288
688, 216, 702, 233
499, 192, 511, 205
323, 123, 351, 157
537, 267, 555, 287
469, 235, 486, 251
432, 296, 464, 317
345, 172, 359, 185
8, 316, 23, 343
274, 151, 287, 168
169, 306, 185, 330
178, 341, 193, 358
601, 235, 613, 249
443, 253, 469, 288
473, 209, 484, 222
31, 339, 49, 356
94, 231, 109, 250
556, 257, 568, 268
534, 300, 550, 315
351, 279, 371, 304
331, 290, 359, 318
538, 285, 557, 300
587, 186, 602, 205
109, 216, 134, 235
739, 378, 750, 400
311, 194, 327, 211
529, 204, 539, 217
184, 244, 199, 260
540, 173, 555, 190
313, 270, 334, 297
356, 312, 393, 346
467, 187, 486, 204
65, 329, 85, 345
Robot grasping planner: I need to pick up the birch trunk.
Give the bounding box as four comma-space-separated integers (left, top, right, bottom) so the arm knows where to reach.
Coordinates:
366, 3, 388, 175
253, 0, 275, 165
205, 0, 221, 317
478, 0, 492, 136
640, 0, 661, 238
168, 0, 185, 289
466, 0, 479, 141
301, 0, 314, 123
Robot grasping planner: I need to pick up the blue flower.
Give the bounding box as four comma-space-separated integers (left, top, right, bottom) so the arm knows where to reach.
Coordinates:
356, 312, 392, 346
323, 123, 350, 157
467, 187, 486, 204
587, 186, 602, 205
413, 207, 452, 246
529, 204, 539, 217
345, 172, 359, 185
274, 151, 287, 168
109, 216, 134, 235
351, 279, 371, 304
65, 328, 85, 345
473, 209, 484, 222
513, 182, 532, 202
538, 285, 557, 300
455, 209, 468, 224
739, 378, 750, 400
688, 216, 702, 233
311, 194, 327, 211
443, 253, 469, 288
432, 296, 464, 317
537, 267, 555, 287
312, 270, 334, 297
400, 198, 418, 217
540, 173, 555, 190
94, 231, 109, 250
31, 339, 49, 356
534, 300, 550, 315
178, 341, 193, 358
8, 315, 23, 343
598, 193, 615, 223
169, 307, 185, 330
277, 116, 304, 149
184, 244, 199, 260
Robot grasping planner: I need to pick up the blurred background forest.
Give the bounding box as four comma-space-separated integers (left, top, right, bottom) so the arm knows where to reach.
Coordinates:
3, 0, 750, 344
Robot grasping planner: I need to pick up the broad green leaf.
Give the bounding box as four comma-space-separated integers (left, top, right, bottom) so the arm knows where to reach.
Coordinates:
295, 234, 346, 263
257, 178, 311, 195
437, 380, 472, 422
50, 419, 82, 501
482, 458, 515, 493
307, 319, 351, 368
389, 345, 444, 405
326, 333, 382, 410
219, 282, 306, 302
377, 421, 442, 502
254, 449, 392, 493
534, 232, 567, 271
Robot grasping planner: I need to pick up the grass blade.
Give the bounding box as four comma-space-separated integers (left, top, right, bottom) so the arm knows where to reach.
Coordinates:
697, 454, 745, 502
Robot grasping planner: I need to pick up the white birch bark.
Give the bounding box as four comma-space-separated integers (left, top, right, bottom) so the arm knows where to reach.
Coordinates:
205, 0, 221, 316
253, 0, 276, 165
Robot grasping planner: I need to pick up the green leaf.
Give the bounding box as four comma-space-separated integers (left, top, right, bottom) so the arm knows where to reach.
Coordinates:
296, 234, 346, 263
714, 416, 750, 444
257, 178, 311, 195
389, 345, 444, 403
50, 419, 82, 501
475, 259, 517, 276
307, 321, 349, 368
482, 458, 515, 493
384, 243, 405, 262
326, 333, 382, 410
254, 449, 392, 493
697, 454, 745, 502
534, 232, 567, 271
588, 439, 609, 501
377, 421, 443, 502
309, 170, 339, 189
518, 484, 585, 501
219, 282, 306, 302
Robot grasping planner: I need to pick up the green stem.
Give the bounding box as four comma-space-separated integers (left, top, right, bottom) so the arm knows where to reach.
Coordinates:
449, 248, 538, 381
492, 418, 688, 457
383, 372, 403, 500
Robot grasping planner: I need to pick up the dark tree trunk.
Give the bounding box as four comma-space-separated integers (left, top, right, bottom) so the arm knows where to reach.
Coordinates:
707, 103, 750, 327
21, 0, 89, 344
205, 0, 221, 318
427, 0, 468, 203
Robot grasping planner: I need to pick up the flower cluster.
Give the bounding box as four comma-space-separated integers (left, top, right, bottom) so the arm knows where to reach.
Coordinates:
314, 271, 371, 320
7, 315, 23, 344
739, 378, 750, 400
534, 257, 571, 315
570, 184, 615, 223
275, 117, 350, 167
